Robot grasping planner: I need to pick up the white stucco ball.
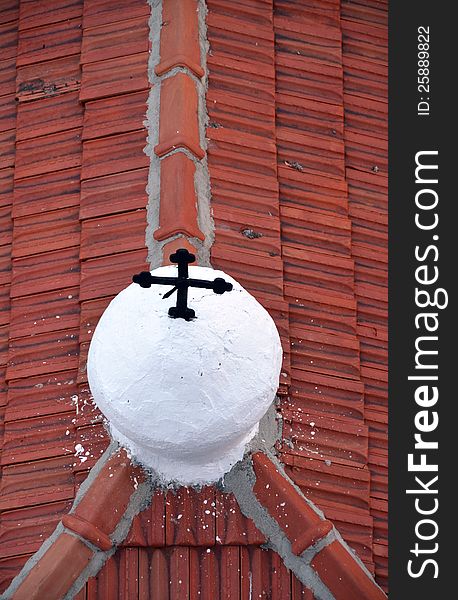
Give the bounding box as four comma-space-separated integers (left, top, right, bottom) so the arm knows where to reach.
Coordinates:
87, 265, 282, 485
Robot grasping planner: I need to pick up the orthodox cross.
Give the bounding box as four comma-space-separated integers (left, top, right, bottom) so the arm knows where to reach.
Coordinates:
132, 248, 233, 321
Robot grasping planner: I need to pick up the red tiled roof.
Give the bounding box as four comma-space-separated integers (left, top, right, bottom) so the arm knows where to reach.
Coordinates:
0, 0, 387, 597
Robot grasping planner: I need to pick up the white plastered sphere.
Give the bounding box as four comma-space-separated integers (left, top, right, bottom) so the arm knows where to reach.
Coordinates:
87, 265, 282, 485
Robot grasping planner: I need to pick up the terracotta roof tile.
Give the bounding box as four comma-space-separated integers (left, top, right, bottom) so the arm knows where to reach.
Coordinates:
10, 288, 79, 340
122, 491, 165, 547
71, 448, 146, 536
156, 0, 204, 78
82, 0, 150, 29
82, 90, 148, 140
165, 486, 216, 546
215, 490, 265, 546
73, 423, 109, 471
18, 0, 83, 31
12, 168, 81, 218
0, 130, 15, 170
81, 130, 148, 180
79, 52, 148, 102
311, 541, 386, 599
6, 327, 79, 380
16, 91, 83, 141
0, 455, 74, 511
208, 53, 275, 104
10, 531, 93, 600
0, 286, 10, 328
79, 167, 148, 220
155, 72, 204, 159
0, 0, 18, 27
79, 248, 148, 302
0, 21, 18, 61
16, 17, 82, 67
0, 554, 31, 596
12, 207, 80, 258
207, 89, 274, 137
280, 407, 368, 467
207, 0, 273, 26
16, 54, 81, 102
0, 207, 12, 248
5, 371, 78, 421
275, 0, 340, 25
161, 237, 198, 264
154, 152, 204, 241
0, 245, 12, 287
11, 247, 80, 298
81, 16, 148, 64
0, 326, 8, 370
252, 453, 333, 556
0, 168, 13, 208
0, 58, 17, 99
0, 94, 16, 134
1, 411, 75, 464
14, 128, 82, 179
80, 210, 147, 260
0, 500, 73, 558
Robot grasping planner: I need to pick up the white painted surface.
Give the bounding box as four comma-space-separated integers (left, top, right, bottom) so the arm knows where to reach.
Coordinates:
88, 266, 282, 484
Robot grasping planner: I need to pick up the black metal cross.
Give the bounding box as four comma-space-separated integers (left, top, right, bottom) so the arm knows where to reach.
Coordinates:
132, 248, 233, 321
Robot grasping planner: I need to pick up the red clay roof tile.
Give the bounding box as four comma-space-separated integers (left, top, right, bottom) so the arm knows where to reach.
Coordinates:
155, 72, 204, 159
0, 168, 13, 209
0, 94, 16, 134
16, 91, 83, 141
12, 168, 81, 218
82, 0, 150, 29
81, 130, 148, 180
6, 328, 79, 380
155, 0, 204, 78
71, 448, 146, 537
14, 128, 82, 179
0, 500, 73, 559
252, 453, 334, 556
79, 52, 148, 102
82, 90, 148, 140
79, 168, 148, 220
16, 55, 81, 102
18, 0, 83, 31
312, 541, 385, 599
0, 22, 18, 61
10, 287, 80, 339
161, 237, 198, 264
0, 0, 18, 26
12, 207, 80, 258
80, 210, 147, 260
0, 455, 74, 511
154, 152, 204, 241
11, 532, 93, 600
0, 131, 15, 170
165, 486, 215, 546
79, 248, 148, 302
16, 18, 82, 67
4, 370, 78, 421
11, 247, 80, 298
81, 16, 148, 65
122, 490, 165, 547
1, 411, 75, 464
215, 490, 265, 546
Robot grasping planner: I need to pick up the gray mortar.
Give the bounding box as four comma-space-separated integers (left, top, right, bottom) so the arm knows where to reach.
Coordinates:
222, 457, 336, 600
144, 0, 214, 269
